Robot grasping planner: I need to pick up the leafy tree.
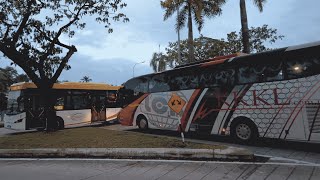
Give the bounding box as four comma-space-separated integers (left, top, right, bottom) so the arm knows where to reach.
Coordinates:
150, 25, 283, 71
239, 0, 267, 53
0, 0, 129, 130
0, 66, 29, 92
80, 76, 92, 82
150, 52, 170, 72
161, 0, 226, 63
0, 92, 7, 112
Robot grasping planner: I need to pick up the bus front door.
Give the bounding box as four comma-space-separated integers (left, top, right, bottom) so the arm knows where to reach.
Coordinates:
91, 96, 106, 123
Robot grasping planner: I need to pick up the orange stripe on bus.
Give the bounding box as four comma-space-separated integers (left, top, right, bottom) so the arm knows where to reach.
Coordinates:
118, 94, 149, 126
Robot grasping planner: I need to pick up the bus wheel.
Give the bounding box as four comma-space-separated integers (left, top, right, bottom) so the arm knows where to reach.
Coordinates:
231, 118, 258, 144
137, 115, 148, 130
56, 117, 64, 130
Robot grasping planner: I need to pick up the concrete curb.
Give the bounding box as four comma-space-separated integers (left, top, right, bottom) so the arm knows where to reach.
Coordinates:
0, 147, 253, 161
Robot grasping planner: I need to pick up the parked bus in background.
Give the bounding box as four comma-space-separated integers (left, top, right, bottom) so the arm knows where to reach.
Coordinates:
4, 82, 121, 130
118, 41, 320, 144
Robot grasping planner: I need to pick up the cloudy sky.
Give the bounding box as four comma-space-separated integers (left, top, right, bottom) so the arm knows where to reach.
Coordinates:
1, 0, 320, 85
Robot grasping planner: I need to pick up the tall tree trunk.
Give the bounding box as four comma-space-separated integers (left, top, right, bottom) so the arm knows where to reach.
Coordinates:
187, 1, 195, 63
240, 0, 250, 53
38, 81, 57, 131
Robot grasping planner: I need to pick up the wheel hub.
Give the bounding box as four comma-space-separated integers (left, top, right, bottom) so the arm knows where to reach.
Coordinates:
236, 124, 251, 140
140, 119, 147, 129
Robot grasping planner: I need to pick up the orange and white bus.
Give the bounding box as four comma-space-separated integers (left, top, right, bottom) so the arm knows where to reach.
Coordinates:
4, 82, 121, 130
118, 41, 320, 144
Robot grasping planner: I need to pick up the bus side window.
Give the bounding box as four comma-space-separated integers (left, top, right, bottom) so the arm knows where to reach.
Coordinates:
199, 70, 214, 87
238, 65, 261, 84
106, 91, 117, 107
286, 57, 320, 79
264, 62, 283, 82
65, 93, 73, 110
72, 91, 91, 110
199, 67, 235, 88
169, 71, 198, 90
125, 78, 141, 95
215, 68, 236, 87
139, 77, 149, 93
149, 74, 170, 93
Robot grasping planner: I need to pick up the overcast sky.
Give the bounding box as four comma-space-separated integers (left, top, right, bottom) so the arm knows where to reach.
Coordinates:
1, 0, 320, 85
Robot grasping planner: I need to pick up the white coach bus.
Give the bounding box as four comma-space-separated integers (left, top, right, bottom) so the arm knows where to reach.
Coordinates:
4, 82, 121, 130
118, 41, 320, 144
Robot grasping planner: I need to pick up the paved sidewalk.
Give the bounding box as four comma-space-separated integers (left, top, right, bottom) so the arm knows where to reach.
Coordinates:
0, 159, 319, 180
0, 147, 253, 161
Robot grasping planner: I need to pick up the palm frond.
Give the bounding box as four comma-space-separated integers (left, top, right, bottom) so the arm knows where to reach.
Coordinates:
253, 0, 266, 12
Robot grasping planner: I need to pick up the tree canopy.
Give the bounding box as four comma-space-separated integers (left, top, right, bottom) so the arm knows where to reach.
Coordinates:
161, 0, 226, 63
150, 25, 284, 72
0, 66, 29, 92
0, 0, 129, 130
0, 0, 129, 89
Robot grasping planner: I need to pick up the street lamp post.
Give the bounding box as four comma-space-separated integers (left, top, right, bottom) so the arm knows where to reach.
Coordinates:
133, 61, 145, 77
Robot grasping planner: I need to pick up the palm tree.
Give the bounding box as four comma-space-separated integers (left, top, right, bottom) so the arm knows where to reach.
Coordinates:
80, 76, 92, 82
150, 52, 169, 72
161, 0, 226, 63
240, 0, 266, 53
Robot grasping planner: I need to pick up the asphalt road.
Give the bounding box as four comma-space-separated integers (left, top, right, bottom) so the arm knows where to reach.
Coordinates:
0, 159, 319, 180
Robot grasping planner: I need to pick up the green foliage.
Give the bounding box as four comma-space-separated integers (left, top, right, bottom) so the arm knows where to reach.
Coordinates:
150, 25, 284, 72
0, 66, 29, 92
161, 0, 226, 32
161, 0, 226, 62
0, 0, 129, 88
150, 52, 169, 72
239, 0, 268, 53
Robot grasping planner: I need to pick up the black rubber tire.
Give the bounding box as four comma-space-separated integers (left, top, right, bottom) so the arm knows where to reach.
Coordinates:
137, 116, 148, 130
56, 117, 64, 130
231, 118, 258, 144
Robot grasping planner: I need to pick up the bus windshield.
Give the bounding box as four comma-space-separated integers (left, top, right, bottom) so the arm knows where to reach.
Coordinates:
6, 90, 24, 115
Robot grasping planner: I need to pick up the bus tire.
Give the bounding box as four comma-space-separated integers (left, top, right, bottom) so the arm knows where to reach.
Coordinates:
56, 117, 64, 130
230, 117, 258, 144
137, 115, 148, 130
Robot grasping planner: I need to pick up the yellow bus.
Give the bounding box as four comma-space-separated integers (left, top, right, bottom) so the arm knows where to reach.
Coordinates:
4, 82, 121, 130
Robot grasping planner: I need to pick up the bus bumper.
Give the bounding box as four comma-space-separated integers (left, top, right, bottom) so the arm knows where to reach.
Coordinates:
4, 113, 27, 130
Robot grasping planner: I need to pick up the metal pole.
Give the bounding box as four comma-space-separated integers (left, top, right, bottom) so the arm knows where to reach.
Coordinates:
132, 63, 137, 77
132, 61, 145, 77
176, 0, 182, 63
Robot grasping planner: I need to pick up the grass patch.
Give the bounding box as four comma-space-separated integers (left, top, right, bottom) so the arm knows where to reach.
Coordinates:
0, 127, 225, 149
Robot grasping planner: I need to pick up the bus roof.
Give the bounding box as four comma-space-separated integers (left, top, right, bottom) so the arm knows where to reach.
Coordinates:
125, 41, 320, 83
10, 82, 122, 91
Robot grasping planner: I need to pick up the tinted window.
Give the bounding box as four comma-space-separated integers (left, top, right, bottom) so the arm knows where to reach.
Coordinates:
199, 67, 236, 87
149, 74, 170, 92
169, 70, 199, 91
125, 77, 149, 94
286, 57, 320, 79
106, 91, 118, 107
238, 62, 283, 84
72, 91, 90, 110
